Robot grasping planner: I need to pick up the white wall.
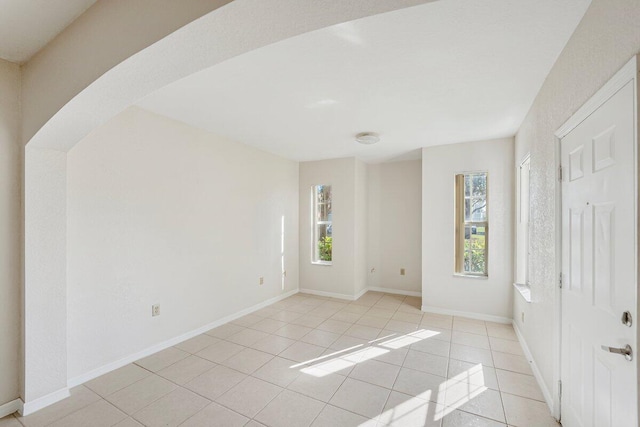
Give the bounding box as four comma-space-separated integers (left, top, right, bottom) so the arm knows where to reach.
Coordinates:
354, 159, 368, 295
0, 58, 21, 406
66, 107, 299, 380
299, 158, 357, 298
368, 160, 422, 293
24, 147, 68, 402
422, 138, 514, 320
513, 0, 640, 406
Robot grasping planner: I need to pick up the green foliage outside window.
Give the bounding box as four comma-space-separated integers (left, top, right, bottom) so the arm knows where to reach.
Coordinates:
318, 236, 332, 261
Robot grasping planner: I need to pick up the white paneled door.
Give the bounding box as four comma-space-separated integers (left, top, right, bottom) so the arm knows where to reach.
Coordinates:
560, 73, 638, 427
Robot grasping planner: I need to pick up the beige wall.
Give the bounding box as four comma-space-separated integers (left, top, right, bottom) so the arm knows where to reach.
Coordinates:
0, 58, 21, 406
368, 160, 422, 293
422, 138, 514, 321
66, 107, 299, 380
513, 0, 640, 406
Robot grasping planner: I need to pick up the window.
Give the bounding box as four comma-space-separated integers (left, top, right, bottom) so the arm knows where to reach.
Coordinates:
455, 172, 488, 276
312, 185, 332, 264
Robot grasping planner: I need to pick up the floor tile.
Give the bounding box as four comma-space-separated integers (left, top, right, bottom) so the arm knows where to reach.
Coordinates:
231, 313, 263, 327
255, 390, 324, 427
378, 391, 442, 427
501, 393, 558, 427
392, 311, 423, 324
485, 323, 518, 341
342, 304, 371, 315
85, 364, 151, 397
48, 400, 126, 427
443, 387, 505, 423
253, 307, 282, 318
270, 310, 303, 323
290, 315, 326, 328
0, 416, 22, 427
105, 374, 177, 414
175, 334, 219, 354
220, 347, 273, 374
274, 324, 313, 340
452, 318, 487, 335
184, 365, 247, 400
344, 324, 382, 340
180, 402, 249, 427
227, 328, 270, 347
113, 418, 144, 427
316, 319, 352, 334
300, 329, 341, 347
441, 410, 506, 426
491, 352, 532, 375
156, 355, 215, 385
310, 404, 372, 427
330, 378, 391, 418
421, 314, 453, 330
279, 341, 326, 363
451, 332, 490, 350
392, 368, 444, 403
327, 334, 369, 352
447, 359, 499, 390
449, 344, 494, 366
287, 372, 346, 402
495, 369, 544, 401
349, 359, 400, 389
205, 323, 245, 339
358, 345, 409, 366
411, 337, 451, 358
386, 319, 420, 333
489, 337, 524, 356
135, 347, 190, 372
403, 350, 449, 377
195, 340, 245, 363
253, 356, 302, 387
331, 311, 363, 323
357, 315, 390, 329
132, 387, 209, 427
249, 318, 288, 334
17, 386, 101, 427
215, 376, 283, 418
365, 307, 396, 319
249, 334, 297, 355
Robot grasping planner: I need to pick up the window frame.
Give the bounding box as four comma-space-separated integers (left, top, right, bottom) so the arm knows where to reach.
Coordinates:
311, 184, 332, 265
454, 171, 489, 277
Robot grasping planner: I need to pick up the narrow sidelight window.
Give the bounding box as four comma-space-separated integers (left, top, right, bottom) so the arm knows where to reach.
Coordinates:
455, 172, 488, 276
312, 185, 332, 264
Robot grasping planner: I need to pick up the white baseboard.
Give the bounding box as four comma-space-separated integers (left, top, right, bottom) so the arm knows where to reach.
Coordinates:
300, 286, 422, 301
421, 305, 511, 324
299, 288, 357, 300
68, 289, 299, 388
0, 398, 23, 418
512, 321, 555, 414
22, 388, 69, 416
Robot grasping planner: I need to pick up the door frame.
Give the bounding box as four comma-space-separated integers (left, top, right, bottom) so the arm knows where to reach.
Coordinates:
554, 55, 639, 423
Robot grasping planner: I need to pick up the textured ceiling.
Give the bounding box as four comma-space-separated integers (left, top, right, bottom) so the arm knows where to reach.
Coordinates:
137, 0, 591, 163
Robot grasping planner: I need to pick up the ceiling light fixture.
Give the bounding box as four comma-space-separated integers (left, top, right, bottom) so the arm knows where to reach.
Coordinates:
355, 132, 380, 145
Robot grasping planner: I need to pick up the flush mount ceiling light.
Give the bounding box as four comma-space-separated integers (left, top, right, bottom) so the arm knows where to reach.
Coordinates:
355, 132, 380, 145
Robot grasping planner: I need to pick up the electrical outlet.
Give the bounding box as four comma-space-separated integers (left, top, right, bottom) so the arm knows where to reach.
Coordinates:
400, 268, 406, 276
259, 277, 264, 285
152, 304, 160, 317
370, 267, 376, 273
521, 312, 525, 323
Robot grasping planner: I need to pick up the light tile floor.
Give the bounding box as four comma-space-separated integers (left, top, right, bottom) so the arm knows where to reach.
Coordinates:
1, 292, 559, 427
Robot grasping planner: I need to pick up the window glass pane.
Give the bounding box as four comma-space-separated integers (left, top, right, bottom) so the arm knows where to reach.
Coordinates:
313, 185, 332, 263
470, 198, 487, 221
471, 174, 486, 196
464, 199, 471, 221
465, 175, 471, 197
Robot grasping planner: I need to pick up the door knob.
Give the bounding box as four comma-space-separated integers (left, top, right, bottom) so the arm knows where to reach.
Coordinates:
601, 344, 633, 361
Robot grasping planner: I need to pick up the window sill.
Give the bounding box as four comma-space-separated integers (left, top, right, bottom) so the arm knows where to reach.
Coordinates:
311, 261, 332, 266
453, 273, 488, 280
513, 283, 531, 303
